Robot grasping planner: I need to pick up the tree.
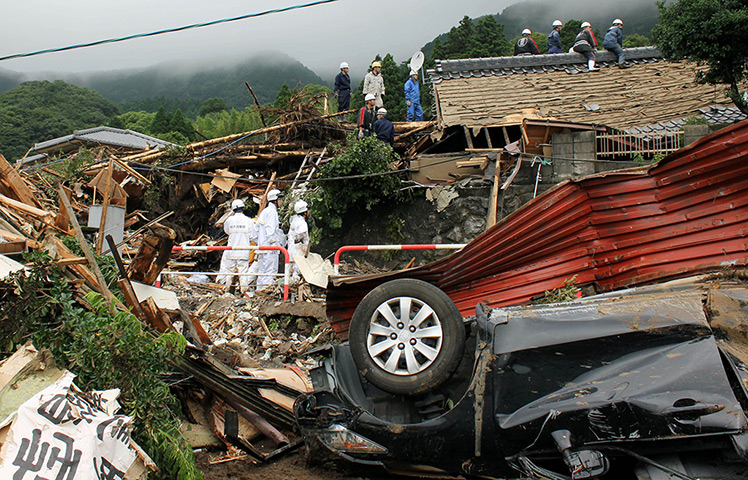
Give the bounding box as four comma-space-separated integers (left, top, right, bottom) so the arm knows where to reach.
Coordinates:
168, 109, 196, 141
652, 0, 748, 113
197, 97, 228, 117
149, 107, 170, 135
623, 33, 651, 48
559, 20, 582, 52
433, 15, 510, 60
273, 83, 293, 110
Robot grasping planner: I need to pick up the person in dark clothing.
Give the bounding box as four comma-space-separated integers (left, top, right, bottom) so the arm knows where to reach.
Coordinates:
514, 29, 540, 56
357, 94, 377, 139
604, 19, 629, 68
547, 20, 563, 54
334, 62, 351, 113
573, 22, 600, 72
373, 108, 394, 146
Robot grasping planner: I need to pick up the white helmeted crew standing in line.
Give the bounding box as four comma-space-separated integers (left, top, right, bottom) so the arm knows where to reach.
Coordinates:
288, 199, 310, 283
217, 199, 256, 293
247, 188, 285, 291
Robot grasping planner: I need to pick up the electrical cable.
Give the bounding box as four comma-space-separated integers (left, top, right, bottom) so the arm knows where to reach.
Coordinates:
0, 0, 339, 63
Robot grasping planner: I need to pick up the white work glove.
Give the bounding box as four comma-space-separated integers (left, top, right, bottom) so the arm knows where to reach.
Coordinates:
358, 129, 364, 139
406, 99, 411, 107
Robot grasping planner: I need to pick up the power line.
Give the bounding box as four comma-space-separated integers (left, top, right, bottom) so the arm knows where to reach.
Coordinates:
0, 0, 339, 63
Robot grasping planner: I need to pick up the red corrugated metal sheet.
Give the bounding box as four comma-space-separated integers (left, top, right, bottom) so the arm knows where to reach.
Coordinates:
327, 119, 748, 339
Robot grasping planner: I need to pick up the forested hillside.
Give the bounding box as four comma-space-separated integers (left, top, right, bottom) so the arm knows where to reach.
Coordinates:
70, 52, 327, 116
0, 81, 120, 160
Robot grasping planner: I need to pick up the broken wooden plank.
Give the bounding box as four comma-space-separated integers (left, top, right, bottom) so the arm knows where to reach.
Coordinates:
57, 184, 116, 303
127, 224, 176, 285
0, 154, 41, 208
95, 159, 115, 254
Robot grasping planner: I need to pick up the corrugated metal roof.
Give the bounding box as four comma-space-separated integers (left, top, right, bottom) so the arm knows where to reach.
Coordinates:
32, 127, 175, 154
427, 48, 735, 130
327, 119, 748, 339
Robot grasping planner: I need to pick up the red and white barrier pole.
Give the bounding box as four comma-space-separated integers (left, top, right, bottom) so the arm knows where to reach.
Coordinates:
171, 245, 290, 301
333, 244, 467, 275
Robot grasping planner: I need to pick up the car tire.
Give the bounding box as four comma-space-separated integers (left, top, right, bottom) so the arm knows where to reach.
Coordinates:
349, 279, 466, 396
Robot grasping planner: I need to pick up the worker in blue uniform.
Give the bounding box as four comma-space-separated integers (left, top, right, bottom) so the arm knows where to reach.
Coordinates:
404, 70, 423, 122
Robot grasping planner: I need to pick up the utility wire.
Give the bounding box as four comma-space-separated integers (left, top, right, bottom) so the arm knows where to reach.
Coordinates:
0, 0, 339, 62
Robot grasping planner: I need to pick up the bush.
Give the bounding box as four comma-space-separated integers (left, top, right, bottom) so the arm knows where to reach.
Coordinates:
311, 135, 407, 231
0, 252, 202, 480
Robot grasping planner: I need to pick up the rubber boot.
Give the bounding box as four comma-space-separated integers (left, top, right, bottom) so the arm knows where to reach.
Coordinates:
588, 59, 600, 71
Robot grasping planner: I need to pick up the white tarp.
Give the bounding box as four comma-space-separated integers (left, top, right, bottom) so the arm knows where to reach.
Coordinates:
0, 371, 138, 480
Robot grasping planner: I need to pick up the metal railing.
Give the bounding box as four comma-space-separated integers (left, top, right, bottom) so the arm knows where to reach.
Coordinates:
596, 131, 684, 158
334, 244, 466, 275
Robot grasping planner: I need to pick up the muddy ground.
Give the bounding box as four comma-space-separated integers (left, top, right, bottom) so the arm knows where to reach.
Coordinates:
196, 450, 392, 480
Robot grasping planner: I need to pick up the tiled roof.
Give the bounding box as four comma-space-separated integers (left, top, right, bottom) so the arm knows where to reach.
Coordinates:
625, 106, 748, 134
427, 47, 736, 131
32, 127, 175, 153
430, 47, 663, 82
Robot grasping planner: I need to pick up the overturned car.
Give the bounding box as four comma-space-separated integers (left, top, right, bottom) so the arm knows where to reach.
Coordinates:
296, 277, 748, 479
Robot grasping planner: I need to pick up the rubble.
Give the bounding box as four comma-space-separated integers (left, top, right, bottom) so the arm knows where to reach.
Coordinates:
0, 100, 433, 476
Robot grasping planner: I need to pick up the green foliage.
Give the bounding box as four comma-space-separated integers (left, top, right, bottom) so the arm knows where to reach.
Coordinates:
535, 275, 579, 304
382, 214, 406, 261
274, 83, 293, 110
652, 0, 748, 113
112, 110, 156, 133
144, 164, 176, 210
195, 107, 264, 139
622, 33, 651, 48
433, 16, 511, 60
0, 80, 120, 160
198, 97, 229, 117
0, 254, 201, 479
559, 20, 583, 51
683, 115, 709, 126
311, 135, 406, 231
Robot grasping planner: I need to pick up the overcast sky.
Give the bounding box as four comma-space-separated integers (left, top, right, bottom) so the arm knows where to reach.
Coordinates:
1, 0, 513, 78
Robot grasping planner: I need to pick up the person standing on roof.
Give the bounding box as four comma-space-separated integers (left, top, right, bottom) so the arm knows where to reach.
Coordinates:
252, 189, 284, 291
373, 108, 394, 146
514, 29, 540, 56
404, 70, 423, 122
217, 199, 256, 294
363, 61, 386, 108
334, 62, 351, 115
604, 19, 629, 69
288, 200, 310, 284
573, 22, 600, 72
547, 20, 564, 54
357, 94, 377, 139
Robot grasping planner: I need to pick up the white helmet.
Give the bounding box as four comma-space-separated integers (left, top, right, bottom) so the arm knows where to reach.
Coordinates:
340, 61, 349, 69
613, 18, 623, 26
522, 28, 532, 35
364, 93, 376, 102
377, 108, 387, 116
410, 69, 417, 76
231, 199, 245, 211
581, 21, 591, 28
294, 200, 308, 214
267, 189, 282, 201
552, 20, 563, 27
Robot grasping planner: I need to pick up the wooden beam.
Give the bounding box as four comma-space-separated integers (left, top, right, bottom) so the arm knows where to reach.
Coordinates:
57, 184, 116, 304
95, 159, 115, 254
484, 128, 493, 149
502, 127, 511, 146
463, 126, 475, 150
487, 154, 502, 228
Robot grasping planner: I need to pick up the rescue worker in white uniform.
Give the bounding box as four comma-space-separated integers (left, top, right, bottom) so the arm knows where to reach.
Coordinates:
218, 199, 255, 293
288, 200, 310, 283
252, 189, 284, 290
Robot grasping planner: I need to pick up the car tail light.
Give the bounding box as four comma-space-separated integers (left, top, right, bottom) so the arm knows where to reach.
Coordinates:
318, 425, 388, 454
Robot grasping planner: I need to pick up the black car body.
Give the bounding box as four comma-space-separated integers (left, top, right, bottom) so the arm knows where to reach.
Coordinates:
296, 280, 748, 479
